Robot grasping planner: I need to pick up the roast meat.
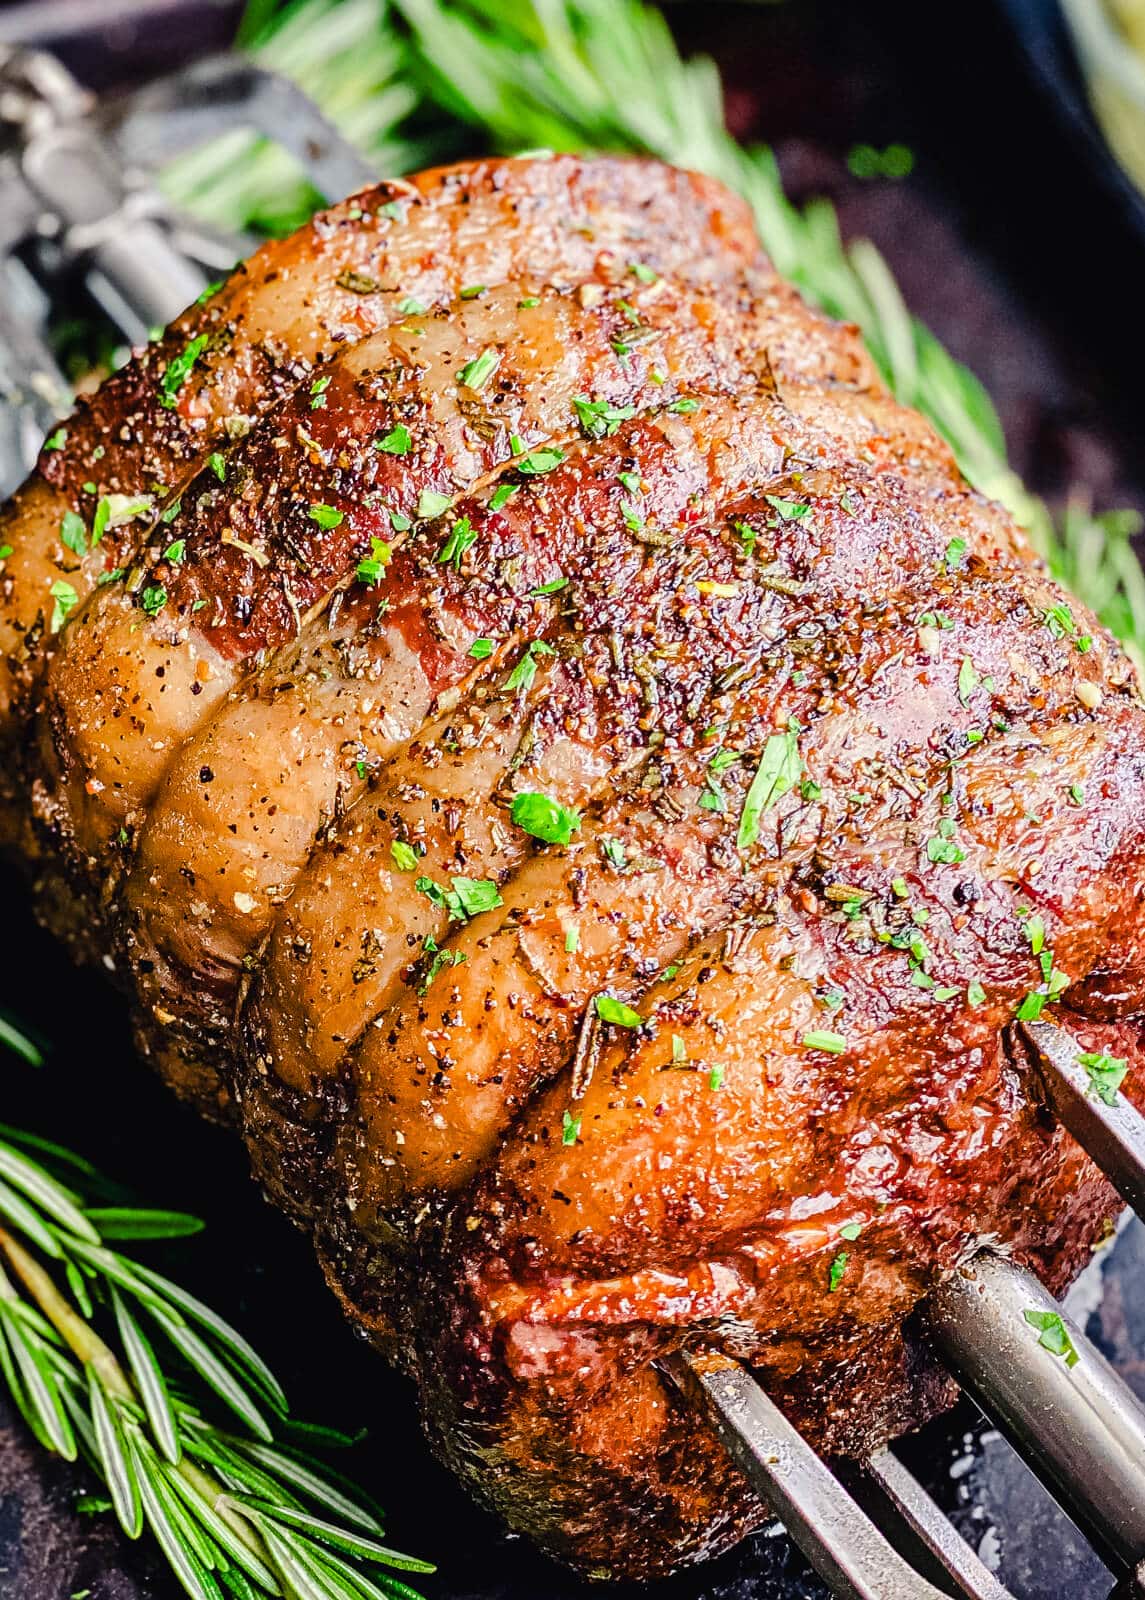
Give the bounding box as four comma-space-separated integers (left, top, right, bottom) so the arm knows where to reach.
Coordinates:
3, 154, 1145, 1579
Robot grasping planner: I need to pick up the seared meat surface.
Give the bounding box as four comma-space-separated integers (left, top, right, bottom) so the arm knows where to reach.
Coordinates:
3, 153, 1145, 1579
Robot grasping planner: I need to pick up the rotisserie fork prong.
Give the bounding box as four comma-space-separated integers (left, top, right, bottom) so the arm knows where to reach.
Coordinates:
672, 1017, 1145, 1598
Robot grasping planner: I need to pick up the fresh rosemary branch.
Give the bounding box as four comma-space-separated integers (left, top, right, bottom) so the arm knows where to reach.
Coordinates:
162, 0, 1145, 670
0, 1107, 432, 1600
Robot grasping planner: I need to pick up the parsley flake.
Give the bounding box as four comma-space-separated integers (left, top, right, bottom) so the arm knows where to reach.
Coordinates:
596, 995, 642, 1029
48, 579, 78, 633
308, 503, 344, 530
1023, 1308, 1078, 1366
510, 792, 581, 845
738, 727, 802, 850
416, 489, 451, 520
357, 538, 392, 586
803, 1031, 847, 1055
517, 448, 565, 476
377, 424, 412, 455
1077, 1050, 1128, 1106
457, 348, 500, 390
390, 840, 419, 872
60, 511, 87, 556
438, 517, 477, 569
158, 334, 208, 409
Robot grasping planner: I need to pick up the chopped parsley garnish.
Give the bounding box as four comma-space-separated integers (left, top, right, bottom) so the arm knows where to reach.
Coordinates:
925, 818, 966, 865
460, 284, 486, 299
564, 923, 580, 954
561, 1110, 581, 1146
457, 348, 499, 390
666, 397, 698, 414
92, 498, 110, 546
737, 727, 801, 850
572, 395, 635, 439
709, 1064, 726, 1091
765, 495, 811, 522
415, 874, 504, 923
416, 489, 451, 520
516, 448, 565, 476
1043, 601, 1074, 639
957, 656, 979, 704
48, 579, 78, 633
397, 295, 428, 316
803, 1031, 847, 1055
420, 946, 467, 993
163, 539, 186, 564
596, 995, 642, 1029
1023, 912, 1046, 957
60, 511, 87, 556
208, 452, 226, 482
510, 792, 581, 846
390, 840, 419, 872
891, 877, 910, 899
602, 837, 628, 870
620, 499, 644, 534
158, 334, 208, 409
671, 1034, 688, 1064
468, 637, 494, 660
438, 517, 477, 569
160, 500, 182, 525
1023, 1308, 1078, 1366
141, 585, 167, 616
839, 1222, 862, 1242
308, 503, 344, 530
503, 638, 556, 692
43, 428, 67, 451
618, 471, 642, 494
0, 545, 11, 561
377, 424, 412, 455
1015, 968, 1069, 1021
1068, 783, 1085, 805
310, 376, 330, 409
944, 536, 968, 571
967, 981, 987, 1008
733, 519, 757, 557
531, 576, 568, 595
1077, 1050, 1128, 1106
828, 1252, 848, 1291
518, 296, 541, 309
357, 537, 392, 586
489, 483, 518, 513
629, 261, 659, 283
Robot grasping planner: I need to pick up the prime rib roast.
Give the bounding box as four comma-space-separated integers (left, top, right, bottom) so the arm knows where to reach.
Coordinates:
2, 152, 1144, 1580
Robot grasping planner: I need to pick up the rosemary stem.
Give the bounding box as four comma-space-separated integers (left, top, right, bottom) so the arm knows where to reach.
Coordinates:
0, 1225, 278, 1576
175, 1451, 275, 1567
0, 1225, 131, 1403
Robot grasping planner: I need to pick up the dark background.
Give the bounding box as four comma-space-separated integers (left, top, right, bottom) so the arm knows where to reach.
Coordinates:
2, 1, 1145, 1596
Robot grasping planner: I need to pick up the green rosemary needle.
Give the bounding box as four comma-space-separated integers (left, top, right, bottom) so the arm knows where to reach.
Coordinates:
0, 1113, 432, 1600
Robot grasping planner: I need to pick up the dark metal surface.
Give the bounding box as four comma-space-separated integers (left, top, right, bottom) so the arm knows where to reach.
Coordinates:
4, 1, 1145, 1597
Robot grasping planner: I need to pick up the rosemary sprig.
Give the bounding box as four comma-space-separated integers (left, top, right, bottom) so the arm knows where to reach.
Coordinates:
0, 1116, 432, 1600
162, 0, 1145, 670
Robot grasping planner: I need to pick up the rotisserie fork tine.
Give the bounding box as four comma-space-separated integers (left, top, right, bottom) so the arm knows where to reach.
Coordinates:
669, 1017, 1145, 1599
